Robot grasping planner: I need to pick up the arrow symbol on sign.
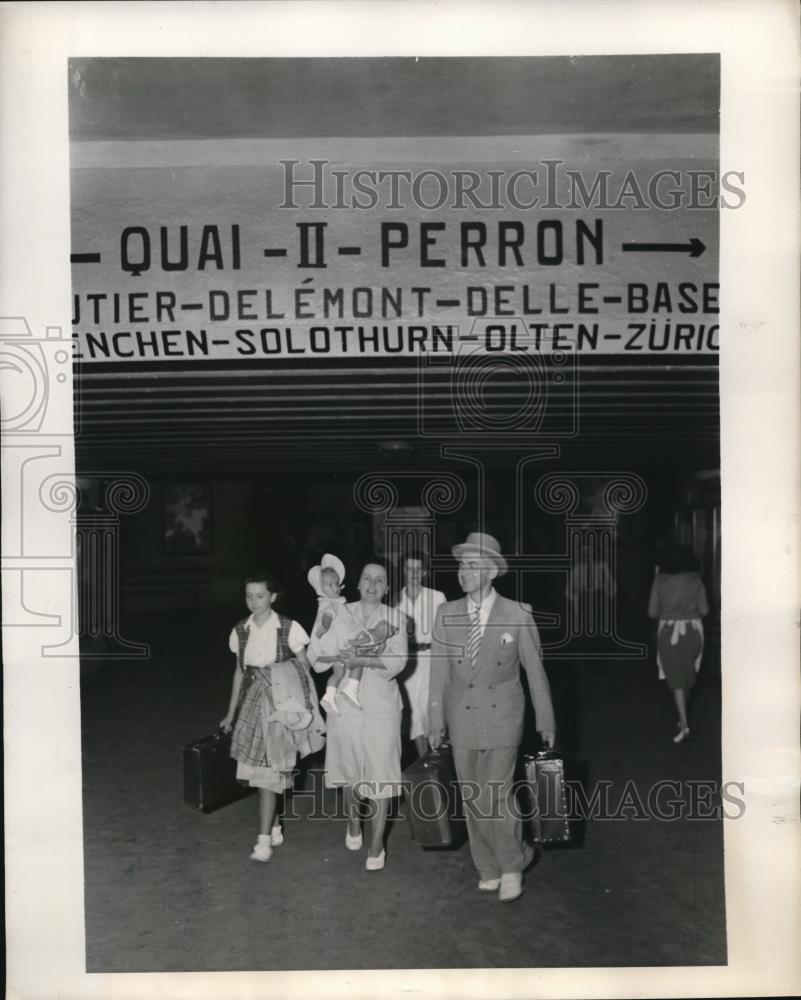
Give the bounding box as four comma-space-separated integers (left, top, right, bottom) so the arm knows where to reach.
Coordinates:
622, 238, 705, 258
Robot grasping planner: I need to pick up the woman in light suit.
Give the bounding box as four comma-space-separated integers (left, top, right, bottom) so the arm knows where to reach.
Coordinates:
308, 560, 407, 871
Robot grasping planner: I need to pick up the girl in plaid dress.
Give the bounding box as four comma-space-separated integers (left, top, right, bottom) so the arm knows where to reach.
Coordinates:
220, 572, 325, 862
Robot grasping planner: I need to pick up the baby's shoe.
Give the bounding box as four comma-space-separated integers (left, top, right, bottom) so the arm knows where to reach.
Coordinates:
340, 678, 362, 709
250, 834, 273, 862
320, 686, 340, 715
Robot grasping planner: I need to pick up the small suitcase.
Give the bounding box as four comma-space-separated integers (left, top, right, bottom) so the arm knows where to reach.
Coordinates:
182, 729, 255, 813
522, 750, 571, 844
402, 744, 465, 847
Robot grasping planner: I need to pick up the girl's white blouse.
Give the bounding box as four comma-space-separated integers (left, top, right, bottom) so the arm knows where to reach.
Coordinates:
229, 612, 309, 667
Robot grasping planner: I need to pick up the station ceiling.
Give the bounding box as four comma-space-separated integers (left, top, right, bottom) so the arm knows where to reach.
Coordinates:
73, 354, 719, 478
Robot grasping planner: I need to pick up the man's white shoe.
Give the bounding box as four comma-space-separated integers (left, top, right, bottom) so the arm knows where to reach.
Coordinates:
270, 825, 284, 846
498, 872, 523, 902
478, 878, 501, 891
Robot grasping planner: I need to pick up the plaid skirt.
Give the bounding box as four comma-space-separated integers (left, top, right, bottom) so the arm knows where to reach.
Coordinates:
230, 664, 298, 787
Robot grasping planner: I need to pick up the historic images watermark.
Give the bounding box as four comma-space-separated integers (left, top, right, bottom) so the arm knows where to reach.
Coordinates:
0, 314, 151, 658
350, 318, 650, 660
277, 774, 746, 823
2, 309, 649, 660
278, 160, 746, 212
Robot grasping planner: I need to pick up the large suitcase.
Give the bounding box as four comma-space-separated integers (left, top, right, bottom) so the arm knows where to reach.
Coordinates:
402, 745, 465, 847
182, 729, 255, 813
522, 750, 571, 844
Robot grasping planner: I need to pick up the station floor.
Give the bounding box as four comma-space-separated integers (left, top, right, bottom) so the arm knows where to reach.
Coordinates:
80, 611, 726, 972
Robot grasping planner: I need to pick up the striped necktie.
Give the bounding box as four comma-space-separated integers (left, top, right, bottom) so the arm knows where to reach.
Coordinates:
467, 605, 482, 664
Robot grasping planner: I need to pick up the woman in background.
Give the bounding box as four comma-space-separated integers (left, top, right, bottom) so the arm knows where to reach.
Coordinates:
648, 547, 709, 743
395, 550, 446, 758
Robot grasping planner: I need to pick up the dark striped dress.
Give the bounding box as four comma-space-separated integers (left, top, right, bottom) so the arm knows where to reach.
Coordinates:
648, 572, 709, 692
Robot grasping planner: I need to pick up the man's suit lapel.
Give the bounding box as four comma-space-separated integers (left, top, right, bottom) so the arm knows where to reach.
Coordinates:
443, 597, 471, 667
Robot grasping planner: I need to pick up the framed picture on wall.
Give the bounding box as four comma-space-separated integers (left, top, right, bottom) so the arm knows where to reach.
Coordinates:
163, 483, 213, 553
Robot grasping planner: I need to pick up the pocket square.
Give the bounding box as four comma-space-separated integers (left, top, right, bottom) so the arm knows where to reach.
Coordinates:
501, 633, 514, 645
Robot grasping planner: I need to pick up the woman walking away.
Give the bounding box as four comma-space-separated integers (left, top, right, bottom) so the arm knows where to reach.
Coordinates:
648, 547, 709, 743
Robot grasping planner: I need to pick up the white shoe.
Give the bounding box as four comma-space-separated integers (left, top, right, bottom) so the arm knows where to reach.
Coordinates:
365, 850, 386, 871
345, 829, 363, 851
249, 836, 273, 863
340, 681, 362, 709
673, 725, 691, 744
478, 878, 501, 891
321, 690, 340, 715
498, 872, 523, 902
270, 825, 284, 846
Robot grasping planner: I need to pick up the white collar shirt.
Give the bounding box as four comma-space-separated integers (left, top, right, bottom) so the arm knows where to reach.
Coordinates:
397, 586, 446, 643
466, 588, 497, 634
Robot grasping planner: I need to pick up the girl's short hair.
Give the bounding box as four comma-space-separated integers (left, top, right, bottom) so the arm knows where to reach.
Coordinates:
243, 570, 281, 596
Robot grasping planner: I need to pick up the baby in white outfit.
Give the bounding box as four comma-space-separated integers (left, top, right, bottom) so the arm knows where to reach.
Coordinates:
309, 554, 371, 714
308, 554, 399, 714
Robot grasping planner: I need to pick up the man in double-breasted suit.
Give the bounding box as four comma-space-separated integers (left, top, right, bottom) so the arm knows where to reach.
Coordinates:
428, 532, 556, 902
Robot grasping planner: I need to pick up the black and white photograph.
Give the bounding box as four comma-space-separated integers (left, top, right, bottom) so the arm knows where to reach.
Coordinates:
2, 3, 799, 999
69, 50, 728, 972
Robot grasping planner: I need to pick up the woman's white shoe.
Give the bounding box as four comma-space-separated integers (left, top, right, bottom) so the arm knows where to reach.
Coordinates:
345, 829, 363, 851
365, 850, 386, 871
